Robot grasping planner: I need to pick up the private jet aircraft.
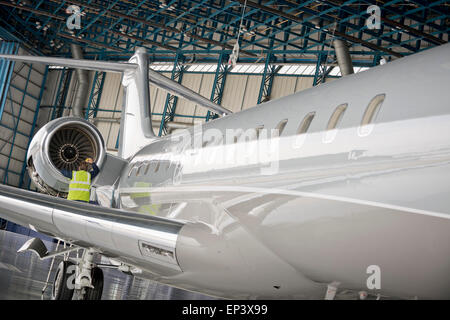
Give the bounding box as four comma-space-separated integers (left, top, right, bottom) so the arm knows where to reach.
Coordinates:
0, 43, 449, 300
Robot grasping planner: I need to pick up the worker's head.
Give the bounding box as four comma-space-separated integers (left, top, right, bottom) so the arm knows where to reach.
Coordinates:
78, 161, 89, 171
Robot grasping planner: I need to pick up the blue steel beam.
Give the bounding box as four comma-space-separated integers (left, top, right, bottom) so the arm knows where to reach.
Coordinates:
51, 68, 73, 120
19, 66, 49, 189
85, 66, 106, 120
76, 0, 122, 36
206, 52, 229, 122
158, 52, 185, 137
0, 0, 447, 76
3, 0, 446, 60
174, 0, 324, 54
91, 0, 152, 44
257, 51, 280, 104
313, 31, 333, 87
3, 61, 33, 185
0, 42, 18, 120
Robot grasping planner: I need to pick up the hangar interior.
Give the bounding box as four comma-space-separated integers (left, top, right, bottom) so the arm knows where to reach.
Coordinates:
0, 0, 448, 299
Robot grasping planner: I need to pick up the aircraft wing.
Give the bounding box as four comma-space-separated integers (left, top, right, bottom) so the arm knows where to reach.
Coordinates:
0, 183, 184, 275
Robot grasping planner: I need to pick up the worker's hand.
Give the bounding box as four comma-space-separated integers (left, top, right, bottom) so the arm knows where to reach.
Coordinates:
85, 158, 93, 164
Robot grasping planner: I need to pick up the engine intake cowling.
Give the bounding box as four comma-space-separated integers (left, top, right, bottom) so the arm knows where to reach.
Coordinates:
27, 117, 106, 196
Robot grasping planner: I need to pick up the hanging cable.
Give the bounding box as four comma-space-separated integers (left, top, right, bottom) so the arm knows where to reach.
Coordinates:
236, 0, 248, 48
229, 0, 248, 67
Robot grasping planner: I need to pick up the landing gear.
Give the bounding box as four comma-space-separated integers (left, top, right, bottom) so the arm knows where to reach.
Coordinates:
71, 249, 104, 300
52, 261, 76, 300
324, 281, 340, 300
81, 267, 104, 300
17, 238, 105, 300
51, 250, 104, 300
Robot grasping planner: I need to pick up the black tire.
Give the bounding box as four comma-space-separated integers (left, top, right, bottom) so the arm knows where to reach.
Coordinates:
82, 267, 104, 300
52, 261, 75, 300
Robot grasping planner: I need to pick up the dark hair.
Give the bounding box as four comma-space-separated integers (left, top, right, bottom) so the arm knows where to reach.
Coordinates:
78, 162, 88, 171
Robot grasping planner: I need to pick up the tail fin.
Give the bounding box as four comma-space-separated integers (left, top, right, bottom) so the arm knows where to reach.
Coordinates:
0, 47, 232, 159
120, 47, 155, 158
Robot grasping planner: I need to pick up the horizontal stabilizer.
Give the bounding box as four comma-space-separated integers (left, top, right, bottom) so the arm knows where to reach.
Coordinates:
0, 51, 232, 116
0, 54, 137, 73
148, 68, 232, 115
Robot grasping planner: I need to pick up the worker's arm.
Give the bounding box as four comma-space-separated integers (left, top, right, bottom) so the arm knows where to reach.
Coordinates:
90, 163, 100, 179
60, 169, 72, 179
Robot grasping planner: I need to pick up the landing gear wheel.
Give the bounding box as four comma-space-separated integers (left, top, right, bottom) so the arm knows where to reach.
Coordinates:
82, 267, 104, 300
52, 261, 75, 300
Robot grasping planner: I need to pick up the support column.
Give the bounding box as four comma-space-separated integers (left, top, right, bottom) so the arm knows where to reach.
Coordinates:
3, 62, 33, 185
158, 52, 185, 137
313, 47, 334, 86
206, 52, 229, 122
257, 51, 279, 104
20, 66, 49, 189
85, 69, 106, 120
0, 42, 18, 119
51, 68, 73, 120
313, 54, 334, 86
313, 30, 335, 86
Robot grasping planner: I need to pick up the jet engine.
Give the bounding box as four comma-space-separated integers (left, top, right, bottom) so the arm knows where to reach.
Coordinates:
27, 117, 106, 197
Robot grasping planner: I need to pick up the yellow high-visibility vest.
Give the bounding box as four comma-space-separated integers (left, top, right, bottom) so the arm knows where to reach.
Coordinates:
67, 170, 91, 202
130, 181, 160, 215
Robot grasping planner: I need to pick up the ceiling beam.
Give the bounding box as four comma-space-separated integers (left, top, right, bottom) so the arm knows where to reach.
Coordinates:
236, 0, 403, 58
49, 0, 257, 57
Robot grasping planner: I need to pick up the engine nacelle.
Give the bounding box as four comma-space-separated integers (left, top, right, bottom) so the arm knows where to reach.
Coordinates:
27, 117, 106, 196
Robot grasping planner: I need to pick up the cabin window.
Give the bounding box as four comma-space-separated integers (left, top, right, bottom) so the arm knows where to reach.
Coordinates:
323, 103, 347, 143
297, 112, 315, 135
155, 161, 160, 172
234, 131, 243, 143
136, 162, 147, 176
202, 135, 217, 147
358, 94, 385, 137
227, 129, 243, 144
216, 135, 224, 145
136, 165, 142, 176
128, 163, 139, 177
275, 119, 288, 136
255, 125, 264, 139
144, 162, 151, 175
362, 94, 385, 125
327, 103, 347, 130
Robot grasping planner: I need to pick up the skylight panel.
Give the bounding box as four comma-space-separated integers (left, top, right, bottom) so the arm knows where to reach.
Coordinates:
239, 65, 251, 73
287, 65, 300, 74
329, 68, 340, 76
253, 65, 264, 73
206, 65, 217, 72
304, 66, 316, 75
230, 65, 242, 73
296, 65, 308, 74
246, 65, 258, 73
279, 66, 291, 74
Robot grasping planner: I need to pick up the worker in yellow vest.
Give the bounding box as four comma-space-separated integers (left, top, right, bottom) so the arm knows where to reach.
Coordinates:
61, 158, 99, 202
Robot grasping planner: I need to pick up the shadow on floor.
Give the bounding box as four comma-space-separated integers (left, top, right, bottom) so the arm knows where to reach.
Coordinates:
0, 230, 218, 300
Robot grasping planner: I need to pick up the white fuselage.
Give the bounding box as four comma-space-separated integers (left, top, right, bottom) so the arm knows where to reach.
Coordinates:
112, 44, 450, 299
1, 44, 449, 300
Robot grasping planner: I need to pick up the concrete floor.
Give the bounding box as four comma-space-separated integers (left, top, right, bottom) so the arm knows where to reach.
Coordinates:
0, 230, 217, 300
